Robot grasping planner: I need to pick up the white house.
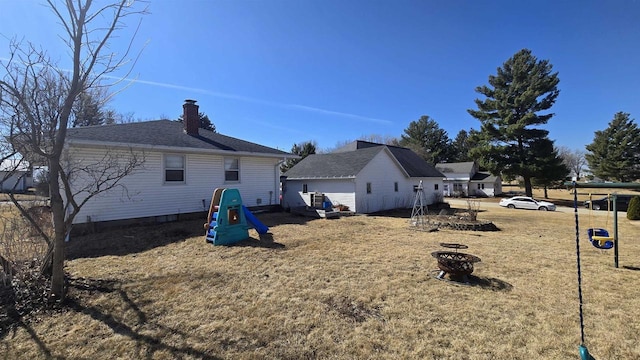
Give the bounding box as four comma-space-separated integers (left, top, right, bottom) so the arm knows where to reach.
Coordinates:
64, 100, 295, 226
282, 141, 444, 213
435, 161, 502, 197
0, 170, 33, 192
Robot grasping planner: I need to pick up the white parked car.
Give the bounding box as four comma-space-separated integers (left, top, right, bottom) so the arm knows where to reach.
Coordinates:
499, 196, 556, 211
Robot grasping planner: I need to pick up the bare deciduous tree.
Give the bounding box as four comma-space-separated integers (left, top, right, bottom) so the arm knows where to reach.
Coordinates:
0, 0, 148, 301
558, 146, 588, 180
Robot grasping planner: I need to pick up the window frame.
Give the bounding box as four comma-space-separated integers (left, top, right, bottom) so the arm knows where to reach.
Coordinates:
366, 182, 372, 194
394, 182, 398, 192
302, 183, 308, 194
164, 154, 186, 184
224, 157, 240, 183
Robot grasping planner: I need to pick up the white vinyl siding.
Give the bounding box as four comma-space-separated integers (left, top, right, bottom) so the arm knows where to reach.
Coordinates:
283, 179, 355, 211
65, 147, 282, 224
283, 149, 443, 214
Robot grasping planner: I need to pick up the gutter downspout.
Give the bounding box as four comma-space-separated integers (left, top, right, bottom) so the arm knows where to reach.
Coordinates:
274, 158, 285, 206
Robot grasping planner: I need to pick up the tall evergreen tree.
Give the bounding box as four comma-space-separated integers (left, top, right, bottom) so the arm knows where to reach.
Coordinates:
468, 48, 560, 197
71, 89, 112, 127
531, 141, 570, 198
585, 112, 640, 182
399, 115, 452, 165
450, 129, 481, 162
281, 141, 317, 173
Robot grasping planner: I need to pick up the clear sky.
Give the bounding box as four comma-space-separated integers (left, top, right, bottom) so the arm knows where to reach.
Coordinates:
2, 0, 640, 153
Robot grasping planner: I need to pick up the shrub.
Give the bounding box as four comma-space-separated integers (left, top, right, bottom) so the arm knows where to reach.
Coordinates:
627, 196, 640, 220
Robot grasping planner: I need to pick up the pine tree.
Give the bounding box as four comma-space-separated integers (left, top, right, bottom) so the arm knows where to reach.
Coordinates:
450, 129, 481, 162
178, 112, 216, 132
71, 89, 106, 127
530, 141, 570, 198
399, 115, 452, 165
585, 112, 640, 182
281, 141, 317, 173
468, 49, 560, 197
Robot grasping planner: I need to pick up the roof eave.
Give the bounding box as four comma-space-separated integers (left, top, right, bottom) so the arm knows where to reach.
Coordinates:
284, 175, 356, 180
66, 139, 299, 159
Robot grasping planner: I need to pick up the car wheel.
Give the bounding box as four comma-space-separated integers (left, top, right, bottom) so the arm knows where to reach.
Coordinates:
538, 207, 548, 211
593, 204, 601, 211
507, 204, 515, 209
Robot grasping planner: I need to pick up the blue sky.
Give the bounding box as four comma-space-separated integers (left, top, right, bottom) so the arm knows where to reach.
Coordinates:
2, 0, 640, 153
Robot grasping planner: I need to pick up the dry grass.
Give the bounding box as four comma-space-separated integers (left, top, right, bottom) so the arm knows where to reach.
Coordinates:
2, 189, 640, 359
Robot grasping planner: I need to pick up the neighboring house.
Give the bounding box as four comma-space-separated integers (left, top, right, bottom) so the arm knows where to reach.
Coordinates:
282, 141, 444, 214
0, 170, 33, 192
435, 161, 502, 197
64, 100, 295, 226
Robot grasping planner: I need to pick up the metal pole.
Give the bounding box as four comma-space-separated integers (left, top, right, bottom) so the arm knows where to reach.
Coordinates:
572, 185, 588, 349
613, 194, 619, 268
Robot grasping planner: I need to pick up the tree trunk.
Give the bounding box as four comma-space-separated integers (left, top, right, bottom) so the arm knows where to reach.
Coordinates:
48, 160, 67, 302
543, 186, 549, 199
523, 176, 533, 197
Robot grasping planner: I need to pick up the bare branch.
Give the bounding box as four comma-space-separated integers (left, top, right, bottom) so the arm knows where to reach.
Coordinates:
60, 147, 145, 231
1, 0, 148, 300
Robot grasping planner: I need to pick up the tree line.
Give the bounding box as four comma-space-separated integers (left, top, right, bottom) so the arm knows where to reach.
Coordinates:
284, 49, 640, 196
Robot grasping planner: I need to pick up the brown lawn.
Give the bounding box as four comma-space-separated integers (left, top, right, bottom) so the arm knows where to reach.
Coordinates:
1, 189, 640, 359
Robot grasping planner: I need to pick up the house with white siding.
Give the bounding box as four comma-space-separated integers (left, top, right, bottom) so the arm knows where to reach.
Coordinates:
282, 141, 444, 214
0, 170, 33, 192
64, 100, 295, 226
435, 161, 502, 197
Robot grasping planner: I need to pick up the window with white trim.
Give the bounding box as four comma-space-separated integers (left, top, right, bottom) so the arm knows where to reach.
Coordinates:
366, 182, 372, 194
302, 184, 308, 193
164, 154, 185, 183
224, 158, 240, 182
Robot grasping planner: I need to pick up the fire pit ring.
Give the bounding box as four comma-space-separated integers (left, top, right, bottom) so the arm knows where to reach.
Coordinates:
439, 243, 468, 252
431, 251, 482, 283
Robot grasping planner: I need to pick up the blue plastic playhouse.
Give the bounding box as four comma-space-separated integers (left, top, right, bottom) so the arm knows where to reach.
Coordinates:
204, 188, 269, 245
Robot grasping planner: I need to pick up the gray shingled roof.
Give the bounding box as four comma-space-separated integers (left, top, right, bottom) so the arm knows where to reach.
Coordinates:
385, 146, 444, 177
284, 146, 384, 179
470, 171, 499, 183
66, 120, 291, 156
284, 141, 444, 179
435, 161, 475, 174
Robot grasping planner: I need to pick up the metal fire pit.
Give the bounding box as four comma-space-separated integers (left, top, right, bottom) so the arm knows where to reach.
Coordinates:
431, 250, 481, 283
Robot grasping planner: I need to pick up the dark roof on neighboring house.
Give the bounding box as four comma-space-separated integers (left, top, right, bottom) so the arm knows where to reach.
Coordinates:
333, 140, 382, 153
284, 146, 385, 179
284, 141, 444, 179
66, 120, 291, 157
435, 161, 475, 174
385, 146, 444, 177
470, 171, 500, 183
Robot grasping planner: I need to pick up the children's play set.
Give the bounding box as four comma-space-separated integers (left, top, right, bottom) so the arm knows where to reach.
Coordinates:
204, 188, 268, 245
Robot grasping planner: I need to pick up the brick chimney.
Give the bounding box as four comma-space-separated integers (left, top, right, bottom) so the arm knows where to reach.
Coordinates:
183, 99, 199, 136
